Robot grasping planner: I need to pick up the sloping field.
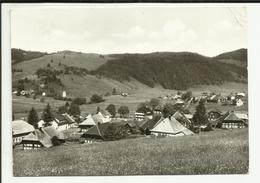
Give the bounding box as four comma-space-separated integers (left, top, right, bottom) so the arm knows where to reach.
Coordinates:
13, 129, 248, 176
12, 52, 110, 79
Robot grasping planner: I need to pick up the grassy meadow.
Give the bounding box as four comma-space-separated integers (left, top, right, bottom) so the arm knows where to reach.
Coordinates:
12, 82, 248, 120
13, 129, 248, 176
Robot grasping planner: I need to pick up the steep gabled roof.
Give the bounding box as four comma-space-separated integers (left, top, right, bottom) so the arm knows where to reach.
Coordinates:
224, 112, 243, 121
79, 114, 96, 126
12, 120, 35, 136
99, 109, 112, 117
150, 116, 194, 136
62, 113, 75, 123
140, 115, 162, 130
92, 112, 105, 124
81, 123, 111, 139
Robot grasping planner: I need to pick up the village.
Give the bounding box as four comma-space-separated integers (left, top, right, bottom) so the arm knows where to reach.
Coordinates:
12, 88, 248, 151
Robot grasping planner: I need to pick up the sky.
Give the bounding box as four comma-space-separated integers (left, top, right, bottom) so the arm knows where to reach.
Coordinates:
10, 5, 247, 57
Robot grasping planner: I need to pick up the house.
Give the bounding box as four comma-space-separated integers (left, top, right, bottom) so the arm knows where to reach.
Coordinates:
12, 120, 35, 145
52, 112, 75, 131
99, 109, 112, 122
20, 126, 67, 149
207, 110, 222, 122
175, 99, 185, 106
135, 106, 153, 121
37, 120, 45, 128
21, 132, 43, 150
79, 114, 96, 132
150, 116, 194, 137
154, 105, 163, 115
34, 126, 66, 148
221, 111, 247, 129
234, 98, 244, 106
80, 123, 111, 143
173, 111, 192, 128
236, 92, 246, 98
135, 112, 145, 121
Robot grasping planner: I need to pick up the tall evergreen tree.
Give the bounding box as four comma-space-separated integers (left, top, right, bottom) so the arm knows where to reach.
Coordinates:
42, 103, 54, 126
28, 107, 39, 128
192, 99, 207, 126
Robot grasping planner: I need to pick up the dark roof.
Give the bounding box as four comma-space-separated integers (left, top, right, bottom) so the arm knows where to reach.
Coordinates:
53, 112, 67, 122
81, 123, 111, 139
173, 111, 191, 126
140, 115, 161, 130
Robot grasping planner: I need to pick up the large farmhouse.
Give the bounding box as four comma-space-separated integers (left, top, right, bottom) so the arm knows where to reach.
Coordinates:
150, 116, 194, 137
12, 120, 35, 145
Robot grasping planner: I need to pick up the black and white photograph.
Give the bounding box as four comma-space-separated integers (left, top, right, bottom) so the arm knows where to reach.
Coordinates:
3, 2, 260, 180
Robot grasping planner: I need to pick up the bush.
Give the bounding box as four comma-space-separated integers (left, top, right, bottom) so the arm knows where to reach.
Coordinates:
90, 94, 105, 104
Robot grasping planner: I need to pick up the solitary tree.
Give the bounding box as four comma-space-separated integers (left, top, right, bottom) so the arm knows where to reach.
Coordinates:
192, 99, 207, 126
106, 104, 116, 117
69, 103, 81, 116
42, 103, 54, 126
118, 106, 129, 118
28, 107, 39, 128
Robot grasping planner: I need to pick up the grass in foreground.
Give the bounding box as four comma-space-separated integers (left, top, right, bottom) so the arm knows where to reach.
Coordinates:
13, 129, 248, 176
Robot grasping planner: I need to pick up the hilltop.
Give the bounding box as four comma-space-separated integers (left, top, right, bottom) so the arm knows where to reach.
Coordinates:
93, 50, 247, 90
12, 48, 247, 97
214, 48, 247, 67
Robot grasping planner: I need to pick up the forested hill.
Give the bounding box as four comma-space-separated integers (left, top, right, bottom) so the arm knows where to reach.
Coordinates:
214, 48, 247, 67
92, 51, 247, 90
12, 48, 48, 64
